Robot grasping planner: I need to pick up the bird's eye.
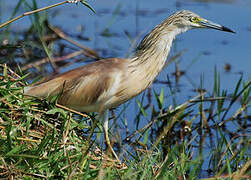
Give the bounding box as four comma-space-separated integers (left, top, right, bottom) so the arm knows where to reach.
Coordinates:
190, 17, 197, 22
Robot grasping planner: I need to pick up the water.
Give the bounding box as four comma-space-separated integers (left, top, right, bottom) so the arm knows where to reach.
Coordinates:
2, 0, 250, 90
1, 0, 250, 176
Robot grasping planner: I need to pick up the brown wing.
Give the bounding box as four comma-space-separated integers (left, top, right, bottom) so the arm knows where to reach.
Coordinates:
24, 58, 127, 112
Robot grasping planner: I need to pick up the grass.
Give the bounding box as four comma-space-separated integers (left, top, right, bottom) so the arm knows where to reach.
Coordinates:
0, 65, 250, 179
0, 0, 251, 179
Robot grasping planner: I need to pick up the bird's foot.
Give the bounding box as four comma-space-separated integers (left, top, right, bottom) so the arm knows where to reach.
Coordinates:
67, 0, 80, 4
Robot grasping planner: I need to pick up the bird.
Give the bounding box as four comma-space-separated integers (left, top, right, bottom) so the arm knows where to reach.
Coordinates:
24, 10, 234, 161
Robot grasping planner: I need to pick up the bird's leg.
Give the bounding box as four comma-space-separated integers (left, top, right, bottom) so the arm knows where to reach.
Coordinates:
102, 110, 120, 163
67, 0, 80, 4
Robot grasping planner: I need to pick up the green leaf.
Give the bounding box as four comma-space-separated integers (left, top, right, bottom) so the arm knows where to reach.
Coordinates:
153, 88, 164, 109
136, 98, 147, 117
6, 145, 24, 156
232, 76, 242, 101
159, 88, 164, 106
143, 128, 150, 144
80, 0, 96, 14
46, 108, 67, 116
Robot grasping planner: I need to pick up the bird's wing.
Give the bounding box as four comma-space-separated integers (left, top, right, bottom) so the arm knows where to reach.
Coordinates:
24, 58, 127, 112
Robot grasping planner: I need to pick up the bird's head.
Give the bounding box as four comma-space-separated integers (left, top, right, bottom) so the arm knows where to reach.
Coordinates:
169, 10, 235, 33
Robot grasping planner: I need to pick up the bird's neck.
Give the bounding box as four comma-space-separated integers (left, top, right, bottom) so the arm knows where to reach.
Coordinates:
129, 23, 187, 87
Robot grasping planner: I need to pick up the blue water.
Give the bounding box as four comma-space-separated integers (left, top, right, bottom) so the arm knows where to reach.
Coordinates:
1, 0, 250, 175
1, 0, 250, 89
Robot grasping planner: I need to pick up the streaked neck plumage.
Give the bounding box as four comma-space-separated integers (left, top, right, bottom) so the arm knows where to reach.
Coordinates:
128, 19, 190, 89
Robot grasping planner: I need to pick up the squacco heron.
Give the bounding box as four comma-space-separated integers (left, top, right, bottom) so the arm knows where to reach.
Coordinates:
24, 10, 234, 161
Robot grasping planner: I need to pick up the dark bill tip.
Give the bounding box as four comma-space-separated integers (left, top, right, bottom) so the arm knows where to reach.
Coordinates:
199, 20, 236, 34
222, 26, 236, 33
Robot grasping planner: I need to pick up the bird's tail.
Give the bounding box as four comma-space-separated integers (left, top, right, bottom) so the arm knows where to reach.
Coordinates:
23, 80, 60, 99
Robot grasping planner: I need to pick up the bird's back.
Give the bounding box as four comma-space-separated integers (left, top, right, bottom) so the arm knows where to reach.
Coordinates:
24, 58, 128, 112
